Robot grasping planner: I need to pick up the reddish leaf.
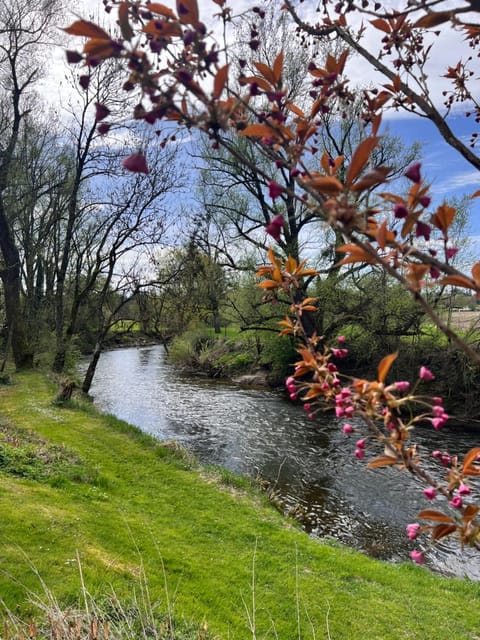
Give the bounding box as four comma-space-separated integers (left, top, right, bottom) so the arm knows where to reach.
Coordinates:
377, 352, 398, 383
462, 447, 480, 472
367, 455, 398, 469
118, 2, 134, 40
176, 0, 199, 25
143, 19, 182, 37
431, 524, 457, 541
337, 244, 378, 266
273, 51, 284, 85
370, 18, 391, 33
415, 11, 452, 28
253, 61, 277, 86
83, 39, 118, 58
258, 279, 280, 290
149, 3, 177, 18
346, 137, 380, 187
418, 510, 455, 523
462, 504, 480, 522
239, 75, 273, 92
286, 102, 305, 118
213, 64, 229, 99
472, 263, 480, 287
471, 189, 480, 199
305, 175, 343, 195
430, 204, 456, 233
440, 275, 476, 290
239, 124, 277, 138
63, 20, 110, 39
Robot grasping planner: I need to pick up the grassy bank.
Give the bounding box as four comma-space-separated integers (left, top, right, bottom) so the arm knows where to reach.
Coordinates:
0, 373, 479, 638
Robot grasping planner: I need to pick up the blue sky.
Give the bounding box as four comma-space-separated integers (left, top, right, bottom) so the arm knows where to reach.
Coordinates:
385, 116, 479, 241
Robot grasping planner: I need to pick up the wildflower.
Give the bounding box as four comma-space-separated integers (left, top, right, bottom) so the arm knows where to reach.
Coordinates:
410, 550, 424, 564
121, 153, 149, 174
405, 162, 421, 183
268, 181, 284, 200
406, 523, 421, 540
419, 366, 435, 381
450, 496, 463, 509
265, 214, 284, 241
459, 483, 471, 496
424, 487, 436, 500
395, 381, 410, 393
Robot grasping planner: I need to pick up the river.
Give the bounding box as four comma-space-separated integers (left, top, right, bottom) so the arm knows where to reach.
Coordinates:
82, 344, 480, 579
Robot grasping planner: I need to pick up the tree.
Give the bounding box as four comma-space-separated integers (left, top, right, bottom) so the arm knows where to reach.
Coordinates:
66, 0, 480, 559
0, 0, 63, 368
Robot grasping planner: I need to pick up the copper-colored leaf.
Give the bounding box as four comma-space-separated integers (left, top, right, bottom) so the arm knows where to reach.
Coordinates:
83, 39, 117, 58
273, 50, 284, 85
351, 167, 390, 193
239, 75, 273, 92
471, 189, 480, 199
430, 203, 456, 233
176, 0, 199, 25
239, 124, 276, 138
305, 175, 343, 195
377, 352, 398, 383
462, 447, 480, 472
462, 504, 480, 522
431, 524, 457, 541
253, 61, 277, 86
63, 20, 110, 39
440, 275, 476, 290
415, 11, 452, 28
118, 2, 134, 40
149, 3, 177, 18
472, 263, 480, 287
367, 455, 399, 469
346, 137, 380, 187
258, 279, 280, 290
370, 18, 391, 33
337, 243, 378, 266
143, 19, 182, 37
418, 509, 455, 523
285, 256, 298, 273
213, 64, 229, 99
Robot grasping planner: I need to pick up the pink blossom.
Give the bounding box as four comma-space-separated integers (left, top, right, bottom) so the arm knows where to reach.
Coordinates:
445, 247, 459, 260
95, 102, 110, 121
289, 392, 297, 401
410, 550, 425, 565
268, 181, 283, 199
308, 412, 315, 420
432, 450, 442, 459
121, 152, 149, 174
303, 403, 312, 412
356, 439, 366, 449
432, 397, 443, 405
335, 406, 345, 417
395, 381, 410, 393
265, 215, 284, 241
419, 195, 431, 208
450, 496, 463, 509
431, 417, 446, 430
342, 423, 354, 434
285, 377, 295, 388
354, 448, 364, 460
406, 523, 421, 540
393, 203, 409, 218
424, 487, 436, 500
419, 366, 435, 381
459, 483, 471, 496
416, 221, 431, 241
337, 335, 346, 343
405, 162, 422, 183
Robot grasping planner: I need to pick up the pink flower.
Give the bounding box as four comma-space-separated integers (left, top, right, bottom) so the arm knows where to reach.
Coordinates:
337, 335, 346, 343
450, 496, 463, 509
431, 417, 446, 430
95, 102, 110, 121
419, 366, 435, 381
356, 439, 366, 449
424, 487, 436, 500
395, 381, 410, 393
265, 214, 284, 241
406, 523, 421, 540
335, 406, 345, 417
416, 221, 431, 241
289, 392, 297, 401
445, 247, 459, 260
405, 162, 421, 183
268, 181, 283, 199
354, 448, 364, 460
410, 550, 424, 565
459, 483, 471, 496
393, 203, 409, 218
419, 195, 431, 208
342, 423, 354, 434
121, 152, 149, 174
303, 403, 312, 412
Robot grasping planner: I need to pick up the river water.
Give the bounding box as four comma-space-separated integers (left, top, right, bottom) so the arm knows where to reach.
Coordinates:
82, 344, 480, 579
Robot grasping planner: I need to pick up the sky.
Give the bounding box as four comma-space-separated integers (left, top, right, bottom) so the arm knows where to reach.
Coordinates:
56, 0, 479, 258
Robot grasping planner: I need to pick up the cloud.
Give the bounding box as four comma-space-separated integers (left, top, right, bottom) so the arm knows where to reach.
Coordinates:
433, 171, 479, 195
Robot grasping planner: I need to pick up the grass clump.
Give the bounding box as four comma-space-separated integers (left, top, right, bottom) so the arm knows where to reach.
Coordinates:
1, 372, 480, 639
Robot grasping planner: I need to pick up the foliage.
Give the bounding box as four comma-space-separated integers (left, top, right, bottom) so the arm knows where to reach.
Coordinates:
64, 0, 480, 562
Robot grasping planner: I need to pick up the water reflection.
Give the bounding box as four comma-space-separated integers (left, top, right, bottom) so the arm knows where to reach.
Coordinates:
81, 345, 480, 578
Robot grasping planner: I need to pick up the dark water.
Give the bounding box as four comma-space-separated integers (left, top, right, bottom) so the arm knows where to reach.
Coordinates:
82, 345, 480, 579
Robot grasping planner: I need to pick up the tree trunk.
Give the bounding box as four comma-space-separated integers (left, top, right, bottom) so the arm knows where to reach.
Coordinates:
81, 341, 102, 394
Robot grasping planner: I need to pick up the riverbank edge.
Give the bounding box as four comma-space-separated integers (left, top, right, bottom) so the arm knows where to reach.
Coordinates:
2, 372, 479, 638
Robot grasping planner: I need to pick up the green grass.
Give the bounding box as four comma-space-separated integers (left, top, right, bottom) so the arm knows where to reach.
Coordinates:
0, 372, 479, 638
